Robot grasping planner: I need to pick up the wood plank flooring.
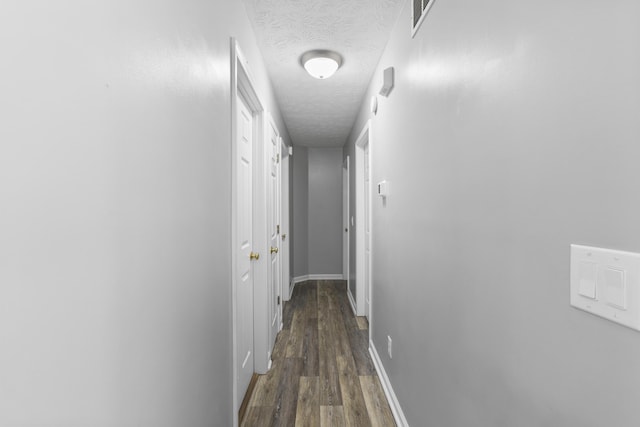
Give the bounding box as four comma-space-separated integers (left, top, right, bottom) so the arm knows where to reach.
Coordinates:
241, 280, 395, 427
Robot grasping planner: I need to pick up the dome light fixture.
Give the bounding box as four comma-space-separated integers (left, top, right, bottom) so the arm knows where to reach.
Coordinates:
300, 50, 343, 80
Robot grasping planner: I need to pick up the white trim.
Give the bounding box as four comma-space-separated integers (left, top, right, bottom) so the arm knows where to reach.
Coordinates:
355, 128, 364, 316
369, 340, 410, 427
230, 39, 238, 427
366, 127, 373, 324
280, 140, 291, 304
276, 135, 283, 327
308, 274, 344, 281
347, 289, 357, 316
342, 156, 350, 296
292, 274, 344, 284
292, 275, 308, 285
355, 120, 371, 317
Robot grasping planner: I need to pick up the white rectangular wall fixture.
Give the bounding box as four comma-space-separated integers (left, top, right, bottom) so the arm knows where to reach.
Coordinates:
570, 244, 640, 331
377, 180, 389, 198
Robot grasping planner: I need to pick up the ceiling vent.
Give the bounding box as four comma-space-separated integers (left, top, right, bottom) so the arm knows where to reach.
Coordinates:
412, 0, 436, 37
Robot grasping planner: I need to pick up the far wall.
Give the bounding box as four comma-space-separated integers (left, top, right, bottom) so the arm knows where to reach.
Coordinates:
292, 147, 343, 278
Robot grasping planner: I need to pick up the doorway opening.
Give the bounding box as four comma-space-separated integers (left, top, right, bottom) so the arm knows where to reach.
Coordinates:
355, 121, 372, 321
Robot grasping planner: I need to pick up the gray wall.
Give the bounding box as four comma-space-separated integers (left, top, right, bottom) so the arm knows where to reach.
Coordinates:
289, 153, 295, 279
308, 148, 343, 275
0, 0, 288, 425
345, 0, 640, 426
292, 147, 309, 277
292, 147, 344, 278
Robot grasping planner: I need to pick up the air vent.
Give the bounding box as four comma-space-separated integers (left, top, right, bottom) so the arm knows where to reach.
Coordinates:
413, 0, 422, 27
412, 0, 436, 37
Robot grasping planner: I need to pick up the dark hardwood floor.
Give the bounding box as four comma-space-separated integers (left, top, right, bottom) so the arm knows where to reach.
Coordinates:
241, 280, 396, 427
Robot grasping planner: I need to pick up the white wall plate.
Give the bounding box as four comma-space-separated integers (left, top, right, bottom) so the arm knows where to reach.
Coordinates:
570, 244, 640, 331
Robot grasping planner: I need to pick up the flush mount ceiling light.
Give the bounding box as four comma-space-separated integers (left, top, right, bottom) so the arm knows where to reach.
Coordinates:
300, 50, 343, 80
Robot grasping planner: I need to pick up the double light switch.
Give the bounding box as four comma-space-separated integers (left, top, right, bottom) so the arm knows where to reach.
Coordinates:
570, 244, 640, 331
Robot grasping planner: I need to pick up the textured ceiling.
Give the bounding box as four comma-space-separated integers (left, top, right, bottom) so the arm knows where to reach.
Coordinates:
243, 0, 404, 147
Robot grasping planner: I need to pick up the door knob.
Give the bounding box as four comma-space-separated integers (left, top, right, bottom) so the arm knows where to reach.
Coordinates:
270, 247, 279, 254
249, 252, 260, 261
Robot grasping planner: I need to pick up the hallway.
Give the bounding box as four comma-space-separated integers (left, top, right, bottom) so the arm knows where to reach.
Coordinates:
241, 281, 395, 426
4, 0, 640, 425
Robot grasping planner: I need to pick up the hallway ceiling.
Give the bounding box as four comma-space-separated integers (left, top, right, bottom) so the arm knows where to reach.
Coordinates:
242, 0, 404, 147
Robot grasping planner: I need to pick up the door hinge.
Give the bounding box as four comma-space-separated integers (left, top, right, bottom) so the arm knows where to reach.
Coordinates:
276, 153, 280, 163
277, 225, 280, 234
277, 296, 281, 305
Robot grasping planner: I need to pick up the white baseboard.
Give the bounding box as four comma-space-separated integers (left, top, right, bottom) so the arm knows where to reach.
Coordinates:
293, 274, 344, 283
347, 288, 357, 316
289, 278, 295, 299
369, 340, 410, 427
292, 275, 309, 285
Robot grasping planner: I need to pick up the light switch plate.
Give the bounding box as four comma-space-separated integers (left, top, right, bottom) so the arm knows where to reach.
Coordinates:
570, 244, 640, 331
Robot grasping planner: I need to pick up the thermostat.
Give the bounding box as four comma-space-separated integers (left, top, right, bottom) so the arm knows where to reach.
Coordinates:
379, 67, 394, 97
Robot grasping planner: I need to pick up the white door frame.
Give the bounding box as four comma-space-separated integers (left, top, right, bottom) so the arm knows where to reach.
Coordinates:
281, 141, 291, 306
355, 120, 372, 318
343, 156, 350, 289
231, 39, 265, 427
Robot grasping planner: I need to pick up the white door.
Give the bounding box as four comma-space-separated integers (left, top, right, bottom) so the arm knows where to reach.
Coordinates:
343, 157, 350, 282
355, 122, 371, 318
267, 121, 281, 356
236, 94, 255, 406
364, 143, 371, 320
